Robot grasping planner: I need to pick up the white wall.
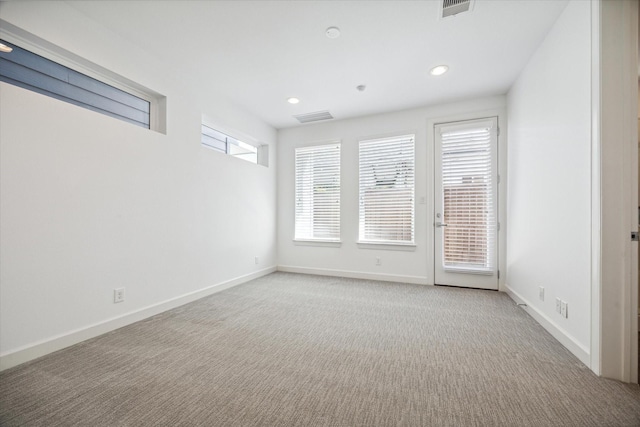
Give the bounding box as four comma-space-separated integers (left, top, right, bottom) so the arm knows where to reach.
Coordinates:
277, 96, 506, 285
506, 0, 591, 364
0, 1, 277, 369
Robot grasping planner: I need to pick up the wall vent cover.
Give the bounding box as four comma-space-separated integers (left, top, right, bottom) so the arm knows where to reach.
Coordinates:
441, 0, 474, 18
294, 110, 334, 124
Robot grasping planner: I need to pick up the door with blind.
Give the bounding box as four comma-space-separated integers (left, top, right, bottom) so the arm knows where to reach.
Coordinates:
434, 118, 498, 290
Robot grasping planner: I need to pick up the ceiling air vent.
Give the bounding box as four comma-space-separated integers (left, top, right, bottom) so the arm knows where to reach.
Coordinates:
441, 0, 474, 18
293, 110, 334, 124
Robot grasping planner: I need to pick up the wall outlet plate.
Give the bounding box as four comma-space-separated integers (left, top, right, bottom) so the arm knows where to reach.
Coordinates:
375, 257, 381, 266
556, 298, 561, 314
538, 286, 544, 301
114, 288, 125, 303
560, 301, 567, 318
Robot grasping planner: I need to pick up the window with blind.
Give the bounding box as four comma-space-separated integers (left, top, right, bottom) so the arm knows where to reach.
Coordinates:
359, 135, 415, 244
440, 123, 496, 272
295, 143, 341, 241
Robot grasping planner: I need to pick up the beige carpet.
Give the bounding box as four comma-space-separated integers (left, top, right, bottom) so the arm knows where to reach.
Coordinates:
1, 272, 639, 426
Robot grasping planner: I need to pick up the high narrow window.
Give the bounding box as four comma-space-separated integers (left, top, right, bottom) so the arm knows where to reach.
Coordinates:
0, 39, 151, 129
295, 143, 341, 241
359, 135, 415, 244
201, 124, 259, 165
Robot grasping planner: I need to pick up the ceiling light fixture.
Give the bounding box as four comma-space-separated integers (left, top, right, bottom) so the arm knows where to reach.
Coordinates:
0, 43, 13, 53
326, 27, 341, 39
287, 97, 300, 104
356, 85, 366, 92
430, 65, 449, 76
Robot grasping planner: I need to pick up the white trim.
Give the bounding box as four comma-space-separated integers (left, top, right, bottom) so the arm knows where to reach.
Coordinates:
0, 266, 276, 371
505, 284, 590, 367
589, 0, 602, 377
277, 265, 429, 285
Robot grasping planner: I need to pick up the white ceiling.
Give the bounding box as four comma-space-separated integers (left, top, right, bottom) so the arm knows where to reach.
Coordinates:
66, 0, 568, 129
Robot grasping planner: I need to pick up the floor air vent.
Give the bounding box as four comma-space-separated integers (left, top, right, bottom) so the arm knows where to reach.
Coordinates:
294, 110, 334, 124
441, 0, 473, 18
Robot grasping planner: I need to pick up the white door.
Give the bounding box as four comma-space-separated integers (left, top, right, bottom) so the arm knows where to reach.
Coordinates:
434, 118, 499, 290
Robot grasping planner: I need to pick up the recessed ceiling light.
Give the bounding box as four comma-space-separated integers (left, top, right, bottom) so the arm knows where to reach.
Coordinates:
326, 27, 341, 39
430, 65, 449, 76
0, 43, 13, 53
287, 97, 300, 104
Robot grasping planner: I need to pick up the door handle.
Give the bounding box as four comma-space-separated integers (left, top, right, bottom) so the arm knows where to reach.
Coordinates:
435, 222, 448, 227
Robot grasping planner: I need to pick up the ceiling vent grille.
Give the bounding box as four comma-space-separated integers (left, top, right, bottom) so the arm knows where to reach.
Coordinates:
294, 110, 334, 124
441, 0, 474, 18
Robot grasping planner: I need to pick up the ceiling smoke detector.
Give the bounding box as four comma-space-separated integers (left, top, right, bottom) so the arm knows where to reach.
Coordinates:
440, 0, 475, 19
326, 27, 341, 39
356, 85, 366, 92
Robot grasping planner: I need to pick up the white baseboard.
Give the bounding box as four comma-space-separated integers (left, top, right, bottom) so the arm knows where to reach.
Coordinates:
504, 284, 590, 366
277, 265, 430, 285
0, 266, 277, 371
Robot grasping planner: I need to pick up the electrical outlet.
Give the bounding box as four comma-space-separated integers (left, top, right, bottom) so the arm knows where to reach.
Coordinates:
538, 286, 544, 301
560, 301, 567, 318
254, 256, 259, 265
375, 257, 381, 266
556, 298, 561, 314
114, 288, 125, 303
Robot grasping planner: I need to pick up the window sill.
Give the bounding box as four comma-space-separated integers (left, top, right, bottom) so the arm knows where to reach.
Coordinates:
357, 241, 416, 251
293, 239, 342, 248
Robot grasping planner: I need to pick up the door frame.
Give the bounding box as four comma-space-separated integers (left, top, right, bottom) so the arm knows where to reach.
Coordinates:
427, 107, 508, 290
592, 0, 638, 383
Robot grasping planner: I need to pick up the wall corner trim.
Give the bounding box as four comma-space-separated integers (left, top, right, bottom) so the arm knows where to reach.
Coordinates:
0, 266, 277, 372
505, 284, 590, 367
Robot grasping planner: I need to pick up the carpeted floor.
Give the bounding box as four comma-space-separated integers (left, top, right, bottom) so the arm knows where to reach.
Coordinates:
1, 272, 639, 426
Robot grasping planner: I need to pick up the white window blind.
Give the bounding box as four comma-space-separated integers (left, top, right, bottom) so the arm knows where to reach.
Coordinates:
295, 143, 341, 241
441, 125, 496, 272
359, 135, 415, 244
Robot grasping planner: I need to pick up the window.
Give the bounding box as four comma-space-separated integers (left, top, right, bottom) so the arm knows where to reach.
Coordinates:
359, 135, 415, 245
295, 143, 341, 241
201, 124, 259, 164
0, 39, 151, 129
439, 121, 496, 271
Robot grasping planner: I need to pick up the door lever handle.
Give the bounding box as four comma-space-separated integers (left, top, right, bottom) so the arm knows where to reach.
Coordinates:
435, 222, 448, 227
